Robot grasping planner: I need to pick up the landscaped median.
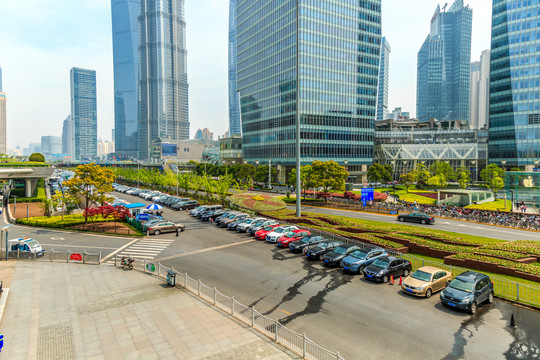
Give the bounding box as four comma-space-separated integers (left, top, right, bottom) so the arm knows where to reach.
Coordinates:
229, 193, 287, 212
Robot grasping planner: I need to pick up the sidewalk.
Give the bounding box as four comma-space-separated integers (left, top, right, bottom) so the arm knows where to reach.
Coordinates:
0, 262, 299, 359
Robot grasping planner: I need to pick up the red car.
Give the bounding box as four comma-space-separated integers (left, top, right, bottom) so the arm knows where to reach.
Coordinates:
277, 229, 311, 247
255, 224, 280, 240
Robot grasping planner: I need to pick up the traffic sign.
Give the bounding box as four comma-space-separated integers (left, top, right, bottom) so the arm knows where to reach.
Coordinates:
361, 188, 374, 202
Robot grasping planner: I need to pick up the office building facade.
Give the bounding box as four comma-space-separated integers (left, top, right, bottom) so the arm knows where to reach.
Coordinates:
416, 0, 472, 123
70, 67, 97, 160
489, 0, 540, 168
62, 115, 74, 158
41, 136, 62, 160
376, 37, 391, 121
138, 0, 189, 160
469, 49, 490, 129
111, 0, 140, 158
237, 0, 381, 171
0, 91, 5, 155
228, 0, 241, 136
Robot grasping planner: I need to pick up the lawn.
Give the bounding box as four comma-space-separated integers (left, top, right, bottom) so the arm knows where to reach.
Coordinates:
279, 196, 320, 204
465, 199, 512, 212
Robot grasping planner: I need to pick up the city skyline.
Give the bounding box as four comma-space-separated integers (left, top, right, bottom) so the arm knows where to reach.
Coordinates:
0, 0, 493, 149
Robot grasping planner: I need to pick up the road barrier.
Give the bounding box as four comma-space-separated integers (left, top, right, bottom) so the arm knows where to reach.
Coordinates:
138, 259, 346, 360
3, 249, 101, 264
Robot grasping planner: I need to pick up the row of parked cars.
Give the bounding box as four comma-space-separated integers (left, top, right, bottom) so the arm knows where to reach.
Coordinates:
189, 204, 495, 314
113, 184, 199, 210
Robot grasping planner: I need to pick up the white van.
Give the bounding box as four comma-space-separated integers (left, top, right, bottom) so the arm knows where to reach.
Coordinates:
8, 237, 45, 256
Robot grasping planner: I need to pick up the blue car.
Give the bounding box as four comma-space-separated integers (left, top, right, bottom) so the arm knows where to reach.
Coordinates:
341, 246, 388, 274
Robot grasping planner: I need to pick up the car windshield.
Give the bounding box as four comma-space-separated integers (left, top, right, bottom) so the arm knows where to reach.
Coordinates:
274, 228, 285, 233
263, 226, 275, 231
227, 214, 236, 219
299, 237, 312, 243
284, 232, 295, 237
373, 259, 389, 268
350, 250, 368, 260
24, 240, 40, 248
449, 278, 474, 293
243, 219, 254, 224
411, 270, 432, 282
334, 247, 347, 255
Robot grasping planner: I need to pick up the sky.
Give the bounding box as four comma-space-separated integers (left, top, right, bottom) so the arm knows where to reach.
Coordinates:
0, 0, 492, 150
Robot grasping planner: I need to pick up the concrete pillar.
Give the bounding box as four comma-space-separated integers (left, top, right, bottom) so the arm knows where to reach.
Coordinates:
25, 179, 35, 198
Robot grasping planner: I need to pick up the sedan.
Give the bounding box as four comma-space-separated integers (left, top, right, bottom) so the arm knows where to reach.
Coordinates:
363, 256, 412, 283
277, 230, 311, 247
304, 240, 343, 260
288, 235, 326, 253
340, 246, 388, 274
248, 220, 278, 235
397, 213, 435, 225
322, 244, 361, 267
255, 224, 281, 240
265, 225, 298, 243
147, 221, 185, 235
401, 266, 452, 298
228, 217, 251, 230
237, 218, 265, 232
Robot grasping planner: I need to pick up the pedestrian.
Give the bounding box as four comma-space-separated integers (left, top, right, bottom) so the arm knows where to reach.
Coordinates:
176, 227, 180, 237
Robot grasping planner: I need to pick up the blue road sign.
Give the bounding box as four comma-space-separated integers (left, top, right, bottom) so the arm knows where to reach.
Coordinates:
361, 188, 374, 202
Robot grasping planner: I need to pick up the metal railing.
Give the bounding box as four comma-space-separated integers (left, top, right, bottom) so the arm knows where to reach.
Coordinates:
4, 249, 101, 264
136, 259, 345, 360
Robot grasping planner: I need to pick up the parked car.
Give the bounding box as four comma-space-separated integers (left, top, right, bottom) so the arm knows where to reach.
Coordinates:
265, 225, 299, 243
176, 200, 199, 210
248, 219, 278, 235
215, 212, 236, 226
147, 221, 185, 235
363, 256, 412, 283
322, 244, 361, 267
221, 213, 248, 227
304, 240, 343, 260
402, 266, 452, 298
8, 237, 45, 256
277, 229, 311, 248
340, 246, 388, 274
237, 217, 265, 232
142, 219, 168, 231
255, 224, 281, 240
396, 213, 435, 225
288, 235, 326, 253
201, 209, 224, 221
228, 217, 251, 230
190, 206, 209, 216
440, 271, 494, 314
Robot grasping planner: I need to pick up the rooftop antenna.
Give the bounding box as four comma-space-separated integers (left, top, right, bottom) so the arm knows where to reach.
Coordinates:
442, 2, 448, 11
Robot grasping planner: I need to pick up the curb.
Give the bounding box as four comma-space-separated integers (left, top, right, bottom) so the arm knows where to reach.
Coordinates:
0, 288, 10, 324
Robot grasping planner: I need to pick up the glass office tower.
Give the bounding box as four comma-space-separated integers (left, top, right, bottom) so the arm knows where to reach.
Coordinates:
70, 68, 97, 160
228, 0, 241, 136
489, 0, 540, 166
138, 0, 189, 160
376, 37, 391, 121
111, 0, 139, 158
236, 0, 381, 166
416, 0, 472, 122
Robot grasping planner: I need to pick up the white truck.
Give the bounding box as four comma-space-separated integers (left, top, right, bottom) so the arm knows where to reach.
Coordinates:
8, 237, 45, 256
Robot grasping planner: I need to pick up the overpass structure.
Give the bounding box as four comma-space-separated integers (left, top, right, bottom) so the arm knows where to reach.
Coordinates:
0, 167, 54, 197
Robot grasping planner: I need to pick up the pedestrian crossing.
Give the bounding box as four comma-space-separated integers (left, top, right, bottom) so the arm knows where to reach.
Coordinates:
108, 238, 175, 263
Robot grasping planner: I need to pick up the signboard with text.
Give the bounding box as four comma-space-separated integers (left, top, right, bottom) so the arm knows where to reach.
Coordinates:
361, 188, 374, 202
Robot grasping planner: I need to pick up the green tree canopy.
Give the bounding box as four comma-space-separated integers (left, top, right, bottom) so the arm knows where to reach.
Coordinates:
288, 164, 314, 199
311, 161, 348, 193
481, 164, 505, 195
29, 153, 45, 162
367, 163, 393, 183
413, 163, 430, 188
399, 172, 415, 193
456, 166, 471, 189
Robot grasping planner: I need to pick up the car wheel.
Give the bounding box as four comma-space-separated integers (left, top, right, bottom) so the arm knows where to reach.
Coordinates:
154, 230, 160, 235
403, 269, 410, 277
383, 275, 389, 283
425, 288, 432, 298
487, 291, 494, 304
470, 301, 477, 314
399, 217, 405, 222
421, 219, 427, 224
358, 265, 365, 274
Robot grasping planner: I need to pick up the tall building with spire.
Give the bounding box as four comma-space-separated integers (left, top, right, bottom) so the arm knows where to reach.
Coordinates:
376, 37, 391, 121
469, 49, 490, 129
138, 0, 189, 160
416, 0, 472, 123
228, 0, 241, 136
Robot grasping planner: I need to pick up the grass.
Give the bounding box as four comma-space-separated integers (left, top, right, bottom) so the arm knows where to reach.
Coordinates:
10, 178, 47, 203
399, 193, 437, 205
465, 199, 512, 212
279, 196, 320, 204
17, 214, 114, 227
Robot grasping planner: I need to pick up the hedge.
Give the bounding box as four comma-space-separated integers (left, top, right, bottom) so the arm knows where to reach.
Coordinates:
451, 253, 540, 277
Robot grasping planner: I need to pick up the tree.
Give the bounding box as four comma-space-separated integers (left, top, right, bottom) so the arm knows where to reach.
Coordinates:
254, 166, 277, 184
429, 161, 454, 181
215, 175, 233, 205
311, 161, 349, 196
29, 152, 45, 162
427, 174, 447, 189
288, 164, 314, 199
367, 163, 392, 183
456, 167, 471, 189
399, 172, 415, 193
62, 163, 116, 222
481, 164, 505, 195
236, 164, 256, 184
413, 163, 430, 189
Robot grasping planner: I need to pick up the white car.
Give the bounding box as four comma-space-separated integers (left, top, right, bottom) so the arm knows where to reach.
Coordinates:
237, 217, 266, 232
266, 225, 298, 243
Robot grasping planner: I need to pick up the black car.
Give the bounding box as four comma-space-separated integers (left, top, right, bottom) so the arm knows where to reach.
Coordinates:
440, 271, 494, 314
322, 244, 361, 267
363, 256, 412, 283
304, 240, 343, 260
397, 212, 435, 225
202, 210, 225, 221
177, 200, 199, 210
289, 235, 326, 253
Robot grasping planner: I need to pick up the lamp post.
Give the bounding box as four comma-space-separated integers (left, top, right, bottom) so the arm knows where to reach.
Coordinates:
11, 195, 17, 214
176, 165, 179, 196
471, 160, 477, 183
2, 224, 12, 261
501, 160, 507, 171
344, 160, 349, 181
509, 189, 514, 212
268, 158, 272, 190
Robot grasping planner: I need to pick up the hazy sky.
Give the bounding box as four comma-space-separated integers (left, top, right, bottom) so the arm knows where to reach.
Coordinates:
0, 0, 491, 149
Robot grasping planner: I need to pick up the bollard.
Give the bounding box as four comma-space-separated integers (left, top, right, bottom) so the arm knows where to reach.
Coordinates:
231, 296, 235, 315
114, 254, 117, 267
83, 251, 86, 264
50, 251, 52, 262
98, 251, 101, 264
143, 258, 146, 272
302, 333, 306, 358
17, 248, 19, 260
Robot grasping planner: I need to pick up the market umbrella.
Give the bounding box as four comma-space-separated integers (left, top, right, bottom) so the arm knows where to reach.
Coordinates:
146, 204, 163, 210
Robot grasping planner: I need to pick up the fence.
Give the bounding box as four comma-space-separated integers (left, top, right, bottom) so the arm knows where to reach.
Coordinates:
130, 258, 345, 360
4, 249, 101, 264
296, 200, 397, 215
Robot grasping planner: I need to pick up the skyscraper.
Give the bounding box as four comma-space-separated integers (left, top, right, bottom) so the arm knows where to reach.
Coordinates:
0, 65, 3, 92
70, 67, 97, 160
416, 0, 472, 122
489, 1, 540, 167
0, 66, 6, 155
237, 0, 381, 168
138, 0, 189, 160
228, 0, 241, 136
469, 50, 490, 129
111, 0, 139, 158
376, 37, 391, 121
41, 136, 62, 160
62, 114, 74, 157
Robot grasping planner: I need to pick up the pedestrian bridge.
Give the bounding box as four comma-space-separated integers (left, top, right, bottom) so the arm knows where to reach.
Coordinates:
0, 167, 54, 197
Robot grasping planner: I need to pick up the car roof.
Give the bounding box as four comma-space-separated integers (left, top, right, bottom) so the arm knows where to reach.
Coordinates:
416, 266, 444, 274
338, 244, 357, 249
456, 271, 487, 282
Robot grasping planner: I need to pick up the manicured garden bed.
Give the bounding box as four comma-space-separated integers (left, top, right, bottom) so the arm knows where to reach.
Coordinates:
230, 193, 287, 211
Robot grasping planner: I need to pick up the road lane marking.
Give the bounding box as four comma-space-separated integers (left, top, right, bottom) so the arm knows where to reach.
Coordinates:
101, 238, 140, 262
277, 308, 292, 315
152, 239, 255, 262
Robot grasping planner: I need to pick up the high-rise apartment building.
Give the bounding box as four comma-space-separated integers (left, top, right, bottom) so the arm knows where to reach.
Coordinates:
111, 0, 139, 158
62, 115, 74, 157
237, 0, 381, 169
469, 50, 490, 129
70, 67, 97, 160
489, 1, 540, 167
416, 0, 472, 123
41, 136, 62, 160
138, 0, 189, 160
376, 37, 391, 121
228, 0, 241, 136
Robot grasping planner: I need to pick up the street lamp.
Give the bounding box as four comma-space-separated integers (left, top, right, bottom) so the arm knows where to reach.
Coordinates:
268, 158, 272, 190
509, 189, 515, 212
1, 224, 12, 261
501, 160, 507, 171
471, 160, 477, 183
11, 195, 17, 214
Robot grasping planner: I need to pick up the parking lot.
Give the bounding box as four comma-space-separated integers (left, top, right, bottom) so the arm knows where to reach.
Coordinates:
113, 188, 540, 359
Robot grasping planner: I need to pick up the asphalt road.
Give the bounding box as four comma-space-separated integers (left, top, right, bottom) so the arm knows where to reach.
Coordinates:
113, 191, 540, 359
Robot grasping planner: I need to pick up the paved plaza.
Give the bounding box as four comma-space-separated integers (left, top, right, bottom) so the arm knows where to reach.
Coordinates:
0, 261, 299, 360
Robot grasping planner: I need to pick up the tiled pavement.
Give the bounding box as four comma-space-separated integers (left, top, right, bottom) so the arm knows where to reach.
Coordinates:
0, 262, 299, 360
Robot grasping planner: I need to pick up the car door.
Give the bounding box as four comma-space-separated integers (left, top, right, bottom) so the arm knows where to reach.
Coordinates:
388, 260, 399, 276
161, 222, 174, 233
432, 272, 442, 291
476, 278, 489, 303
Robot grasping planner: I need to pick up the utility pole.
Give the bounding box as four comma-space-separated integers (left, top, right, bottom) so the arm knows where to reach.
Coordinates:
295, 0, 301, 217
268, 158, 272, 189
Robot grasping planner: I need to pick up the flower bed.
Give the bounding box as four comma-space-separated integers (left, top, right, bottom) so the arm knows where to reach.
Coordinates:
230, 193, 286, 211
